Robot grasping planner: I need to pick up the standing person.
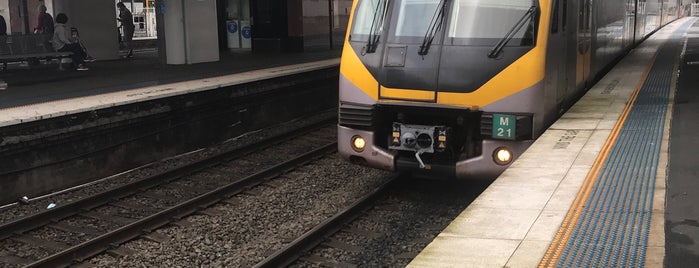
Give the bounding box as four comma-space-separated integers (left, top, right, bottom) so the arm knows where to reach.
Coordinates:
116, 2, 134, 58
0, 14, 6, 35
51, 13, 89, 71
35, 4, 54, 34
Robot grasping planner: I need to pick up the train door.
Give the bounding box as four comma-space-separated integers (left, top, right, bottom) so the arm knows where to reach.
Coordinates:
555, 0, 569, 105
575, 0, 592, 90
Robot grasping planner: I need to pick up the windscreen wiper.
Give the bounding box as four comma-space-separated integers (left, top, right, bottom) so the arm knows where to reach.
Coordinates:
366, 0, 389, 54
418, 0, 448, 56
487, 5, 536, 59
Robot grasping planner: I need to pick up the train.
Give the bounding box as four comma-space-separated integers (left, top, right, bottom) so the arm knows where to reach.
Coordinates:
337, 0, 691, 179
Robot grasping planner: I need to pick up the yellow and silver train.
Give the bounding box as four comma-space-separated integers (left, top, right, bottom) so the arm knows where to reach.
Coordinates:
338, 0, 690, 179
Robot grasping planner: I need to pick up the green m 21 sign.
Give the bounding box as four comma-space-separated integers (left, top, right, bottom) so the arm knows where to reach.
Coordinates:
492, 114, 516, 140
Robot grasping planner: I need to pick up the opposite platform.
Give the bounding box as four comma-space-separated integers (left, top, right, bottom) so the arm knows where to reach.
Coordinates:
0, 58, 339, 128
409, 17, 695, 268
0, 49, 341, 109
0, 51, 340, 205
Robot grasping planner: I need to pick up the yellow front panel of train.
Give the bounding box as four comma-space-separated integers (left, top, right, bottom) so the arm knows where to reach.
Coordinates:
341, 0, 551, 108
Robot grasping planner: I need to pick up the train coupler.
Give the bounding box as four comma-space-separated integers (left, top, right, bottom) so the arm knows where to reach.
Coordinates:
415, 148, 430, 169
389, 122, 450, 169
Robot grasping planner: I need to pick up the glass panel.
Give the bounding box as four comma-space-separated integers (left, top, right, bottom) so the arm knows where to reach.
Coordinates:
550, 0, 559, 34
394, 0, 440, 37
645, 0, 660, 36
625, 0, 636, 46
349, 0, 388, 40
447, 0, 532, 41
664, 0, 677, 23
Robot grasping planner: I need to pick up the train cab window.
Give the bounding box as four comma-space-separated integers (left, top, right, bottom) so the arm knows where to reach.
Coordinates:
393, 0, 440, 38
349, 0, 389, 41
445, 0, 537, 46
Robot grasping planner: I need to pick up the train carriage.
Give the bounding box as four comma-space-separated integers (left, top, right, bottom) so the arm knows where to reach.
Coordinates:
338, 0, 690, 179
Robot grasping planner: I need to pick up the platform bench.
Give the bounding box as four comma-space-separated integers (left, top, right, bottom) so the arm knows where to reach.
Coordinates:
0, 33, 73, 71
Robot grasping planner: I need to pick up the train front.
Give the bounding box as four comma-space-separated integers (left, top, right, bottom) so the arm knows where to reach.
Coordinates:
338, 0, 549, 179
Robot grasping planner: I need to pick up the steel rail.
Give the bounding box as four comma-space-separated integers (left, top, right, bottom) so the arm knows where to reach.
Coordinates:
26, 142, 338, 268
0, 118, 335, 240
253, 173, 403, 268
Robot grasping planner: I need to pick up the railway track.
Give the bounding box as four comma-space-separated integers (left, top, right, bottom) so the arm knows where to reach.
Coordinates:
0, 119, 337, 268
254, 173, 403, 267
255, 177, 487, 267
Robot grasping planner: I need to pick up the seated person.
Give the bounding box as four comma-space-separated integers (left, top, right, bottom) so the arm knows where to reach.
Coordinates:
51, 13, 90, 71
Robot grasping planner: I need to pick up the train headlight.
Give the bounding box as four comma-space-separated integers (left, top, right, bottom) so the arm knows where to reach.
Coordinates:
351, 135, 366, 152
493, 147, 513, 165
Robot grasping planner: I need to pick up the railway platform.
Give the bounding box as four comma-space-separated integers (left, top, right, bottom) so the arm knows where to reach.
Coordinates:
1, 17, 698, 268
0, 47, 340, 205
409, 17, 699, 268
0, 48, 340, 110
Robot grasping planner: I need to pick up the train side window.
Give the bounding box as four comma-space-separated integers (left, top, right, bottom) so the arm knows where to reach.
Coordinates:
585, 0, 591, 31
578, 0, 584, 31
551, 0, 559, 34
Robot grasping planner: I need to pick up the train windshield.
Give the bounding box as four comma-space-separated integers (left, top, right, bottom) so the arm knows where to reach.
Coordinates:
447, 0, 536, 46
349, 0, 390, 41
393, 0, 442, 38
385, 0, 536, 45
350, 0, 538, 47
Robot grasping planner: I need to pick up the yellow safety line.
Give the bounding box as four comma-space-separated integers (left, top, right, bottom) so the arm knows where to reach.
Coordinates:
538, 55, 656, 267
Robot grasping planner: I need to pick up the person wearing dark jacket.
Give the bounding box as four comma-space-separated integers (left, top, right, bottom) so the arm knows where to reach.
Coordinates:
0, 15, 7, 35
117, 2, 134, 58
35, 5, 54, 34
